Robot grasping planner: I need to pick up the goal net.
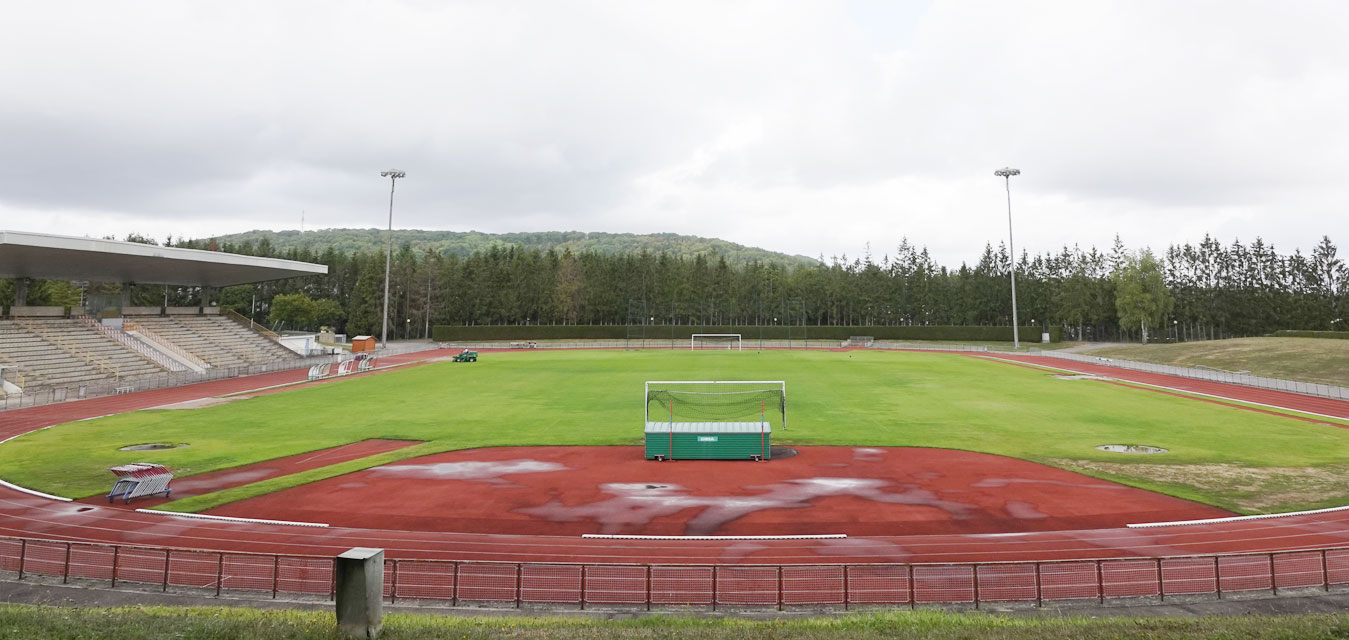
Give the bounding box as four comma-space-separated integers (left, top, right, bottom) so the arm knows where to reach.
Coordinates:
691, 334, 742, 350
645, 380, 786, 429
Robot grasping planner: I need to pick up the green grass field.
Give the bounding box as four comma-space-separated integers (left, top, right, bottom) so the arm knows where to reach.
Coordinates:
2, 604, 1346, 640
4, 349, 1349, 514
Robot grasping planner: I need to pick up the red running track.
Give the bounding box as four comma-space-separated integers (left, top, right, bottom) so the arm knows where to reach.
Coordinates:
204, 445, 1231, 537
0, 348, 1347, 567
83, 439, 423, 509
978, 353, 1349, 420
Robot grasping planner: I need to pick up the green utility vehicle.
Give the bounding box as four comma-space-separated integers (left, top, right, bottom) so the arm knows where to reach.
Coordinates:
452, 349, 478, 362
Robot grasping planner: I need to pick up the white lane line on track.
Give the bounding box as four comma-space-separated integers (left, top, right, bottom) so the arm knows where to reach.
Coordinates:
978, 356, 1349, 423
1128, 504, 1349, 529
134, 509, 328, 528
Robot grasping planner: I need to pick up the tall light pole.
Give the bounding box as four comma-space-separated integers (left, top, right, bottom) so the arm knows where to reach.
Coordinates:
380, 169, 406, 348
995, 167, 1021, 349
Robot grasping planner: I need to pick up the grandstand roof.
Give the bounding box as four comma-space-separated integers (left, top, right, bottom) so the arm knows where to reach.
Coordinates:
0, 230, 327, 287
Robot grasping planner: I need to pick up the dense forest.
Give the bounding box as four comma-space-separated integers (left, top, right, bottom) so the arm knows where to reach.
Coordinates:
1, 232, 1344, 343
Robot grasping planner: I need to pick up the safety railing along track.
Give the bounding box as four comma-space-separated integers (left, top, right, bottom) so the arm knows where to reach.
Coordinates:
0, 354, 344, 411
2, 535, 1344, 610
1034, 350, 1349, 401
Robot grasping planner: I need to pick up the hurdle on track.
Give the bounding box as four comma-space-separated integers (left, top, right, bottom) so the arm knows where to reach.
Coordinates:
107, 463, 173, 503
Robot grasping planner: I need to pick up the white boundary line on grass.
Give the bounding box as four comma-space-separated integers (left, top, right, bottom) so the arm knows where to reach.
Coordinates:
0, 428, 70, 501
980, 354, 1349, 531
582, 534, 846, 540
0, 479, 71, 502
977, 356, 1349, 423
1128, 505, 1349, 529
0, 429, 73, 501
135, 509, 329, 528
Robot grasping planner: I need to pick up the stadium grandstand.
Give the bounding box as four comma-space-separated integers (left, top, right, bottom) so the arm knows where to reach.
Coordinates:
0, 230, 328, 405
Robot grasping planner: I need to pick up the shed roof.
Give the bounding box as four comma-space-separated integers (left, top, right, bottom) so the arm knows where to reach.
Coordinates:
0, 230, 327, 287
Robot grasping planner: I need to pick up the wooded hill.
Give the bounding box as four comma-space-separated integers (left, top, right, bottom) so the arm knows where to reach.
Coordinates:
207, 229, 821, 269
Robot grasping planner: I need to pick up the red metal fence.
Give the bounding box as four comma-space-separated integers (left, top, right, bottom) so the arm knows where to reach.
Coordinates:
2, 536, 1345, 609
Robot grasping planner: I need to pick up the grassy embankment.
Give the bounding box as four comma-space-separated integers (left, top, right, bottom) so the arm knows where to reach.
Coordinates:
1079, 337, 1349, 387
2, 349, 1347, 513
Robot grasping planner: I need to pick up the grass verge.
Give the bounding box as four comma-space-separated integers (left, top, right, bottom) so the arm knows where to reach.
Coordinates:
2, 604, 1348, 640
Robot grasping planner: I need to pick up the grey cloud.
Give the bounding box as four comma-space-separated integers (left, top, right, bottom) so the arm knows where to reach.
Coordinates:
0, 1, 1346, 261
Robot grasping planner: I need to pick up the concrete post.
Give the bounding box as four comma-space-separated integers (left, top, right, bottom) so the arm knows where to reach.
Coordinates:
14, 278, 29, 306
335, 547, 384, 639
200, 286, 216, 313
120, 283, 133, 314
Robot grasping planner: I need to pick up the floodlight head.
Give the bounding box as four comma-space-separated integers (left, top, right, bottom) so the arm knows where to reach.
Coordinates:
380, 170, 406, 179
994, 167, 1020, 178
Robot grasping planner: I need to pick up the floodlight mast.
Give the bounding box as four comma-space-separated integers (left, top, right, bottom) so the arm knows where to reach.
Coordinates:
379, 169, 406, 349
994, 167, 1021, 350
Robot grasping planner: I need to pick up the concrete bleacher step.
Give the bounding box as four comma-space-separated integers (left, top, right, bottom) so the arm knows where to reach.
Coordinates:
0, 318, 177, 389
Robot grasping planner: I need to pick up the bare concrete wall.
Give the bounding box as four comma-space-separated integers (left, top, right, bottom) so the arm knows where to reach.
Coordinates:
10, 306, 65, 317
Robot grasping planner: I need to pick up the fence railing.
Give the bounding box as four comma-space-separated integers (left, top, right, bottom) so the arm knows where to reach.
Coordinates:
439, 339, 1000, 353
443, 339, 839, 351
1, 535, 1344, 609
874, 342, 990, 353
0, 341, 448, 413
0, 354, 343, 412
1034, 351, 1349, 401
223, 309, 282, 341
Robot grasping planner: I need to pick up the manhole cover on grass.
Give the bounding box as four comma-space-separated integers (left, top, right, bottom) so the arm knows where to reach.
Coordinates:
119, 443, 188, 451
1096, 444, 1168, 454
770, 446, 799, 459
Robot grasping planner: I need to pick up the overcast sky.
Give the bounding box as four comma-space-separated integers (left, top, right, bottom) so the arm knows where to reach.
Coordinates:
3, 1, 1348, 265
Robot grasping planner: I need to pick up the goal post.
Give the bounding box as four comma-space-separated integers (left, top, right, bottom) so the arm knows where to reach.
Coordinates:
643, 381, 786, 461
644, 380, 786, 428
690, 333, 742, 350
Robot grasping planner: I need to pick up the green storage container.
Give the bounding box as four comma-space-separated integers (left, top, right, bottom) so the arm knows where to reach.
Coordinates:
644, 422, 771, 460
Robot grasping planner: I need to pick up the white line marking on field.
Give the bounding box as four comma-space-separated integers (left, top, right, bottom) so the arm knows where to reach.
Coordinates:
581, 534, 846, 540
135, 509, 328, 528
0, 478, 71, 502
978, 356, 1349, 423
1128, 505, 1349, 528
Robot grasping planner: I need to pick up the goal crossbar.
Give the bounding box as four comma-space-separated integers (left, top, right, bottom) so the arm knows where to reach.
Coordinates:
644, 380, 786, 429
690, 333, 742, 350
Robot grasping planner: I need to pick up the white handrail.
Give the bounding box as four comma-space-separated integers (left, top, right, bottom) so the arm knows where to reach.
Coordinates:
124, 321, 212, 370
77, 317, 186, 372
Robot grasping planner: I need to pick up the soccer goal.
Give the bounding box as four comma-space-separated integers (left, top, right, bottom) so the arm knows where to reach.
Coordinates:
691, 333, 742, 350
644, 381, 786, 460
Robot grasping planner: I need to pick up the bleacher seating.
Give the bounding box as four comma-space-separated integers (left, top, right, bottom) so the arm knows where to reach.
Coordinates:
0, 319, 169, 388
129, 315, 296, 368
